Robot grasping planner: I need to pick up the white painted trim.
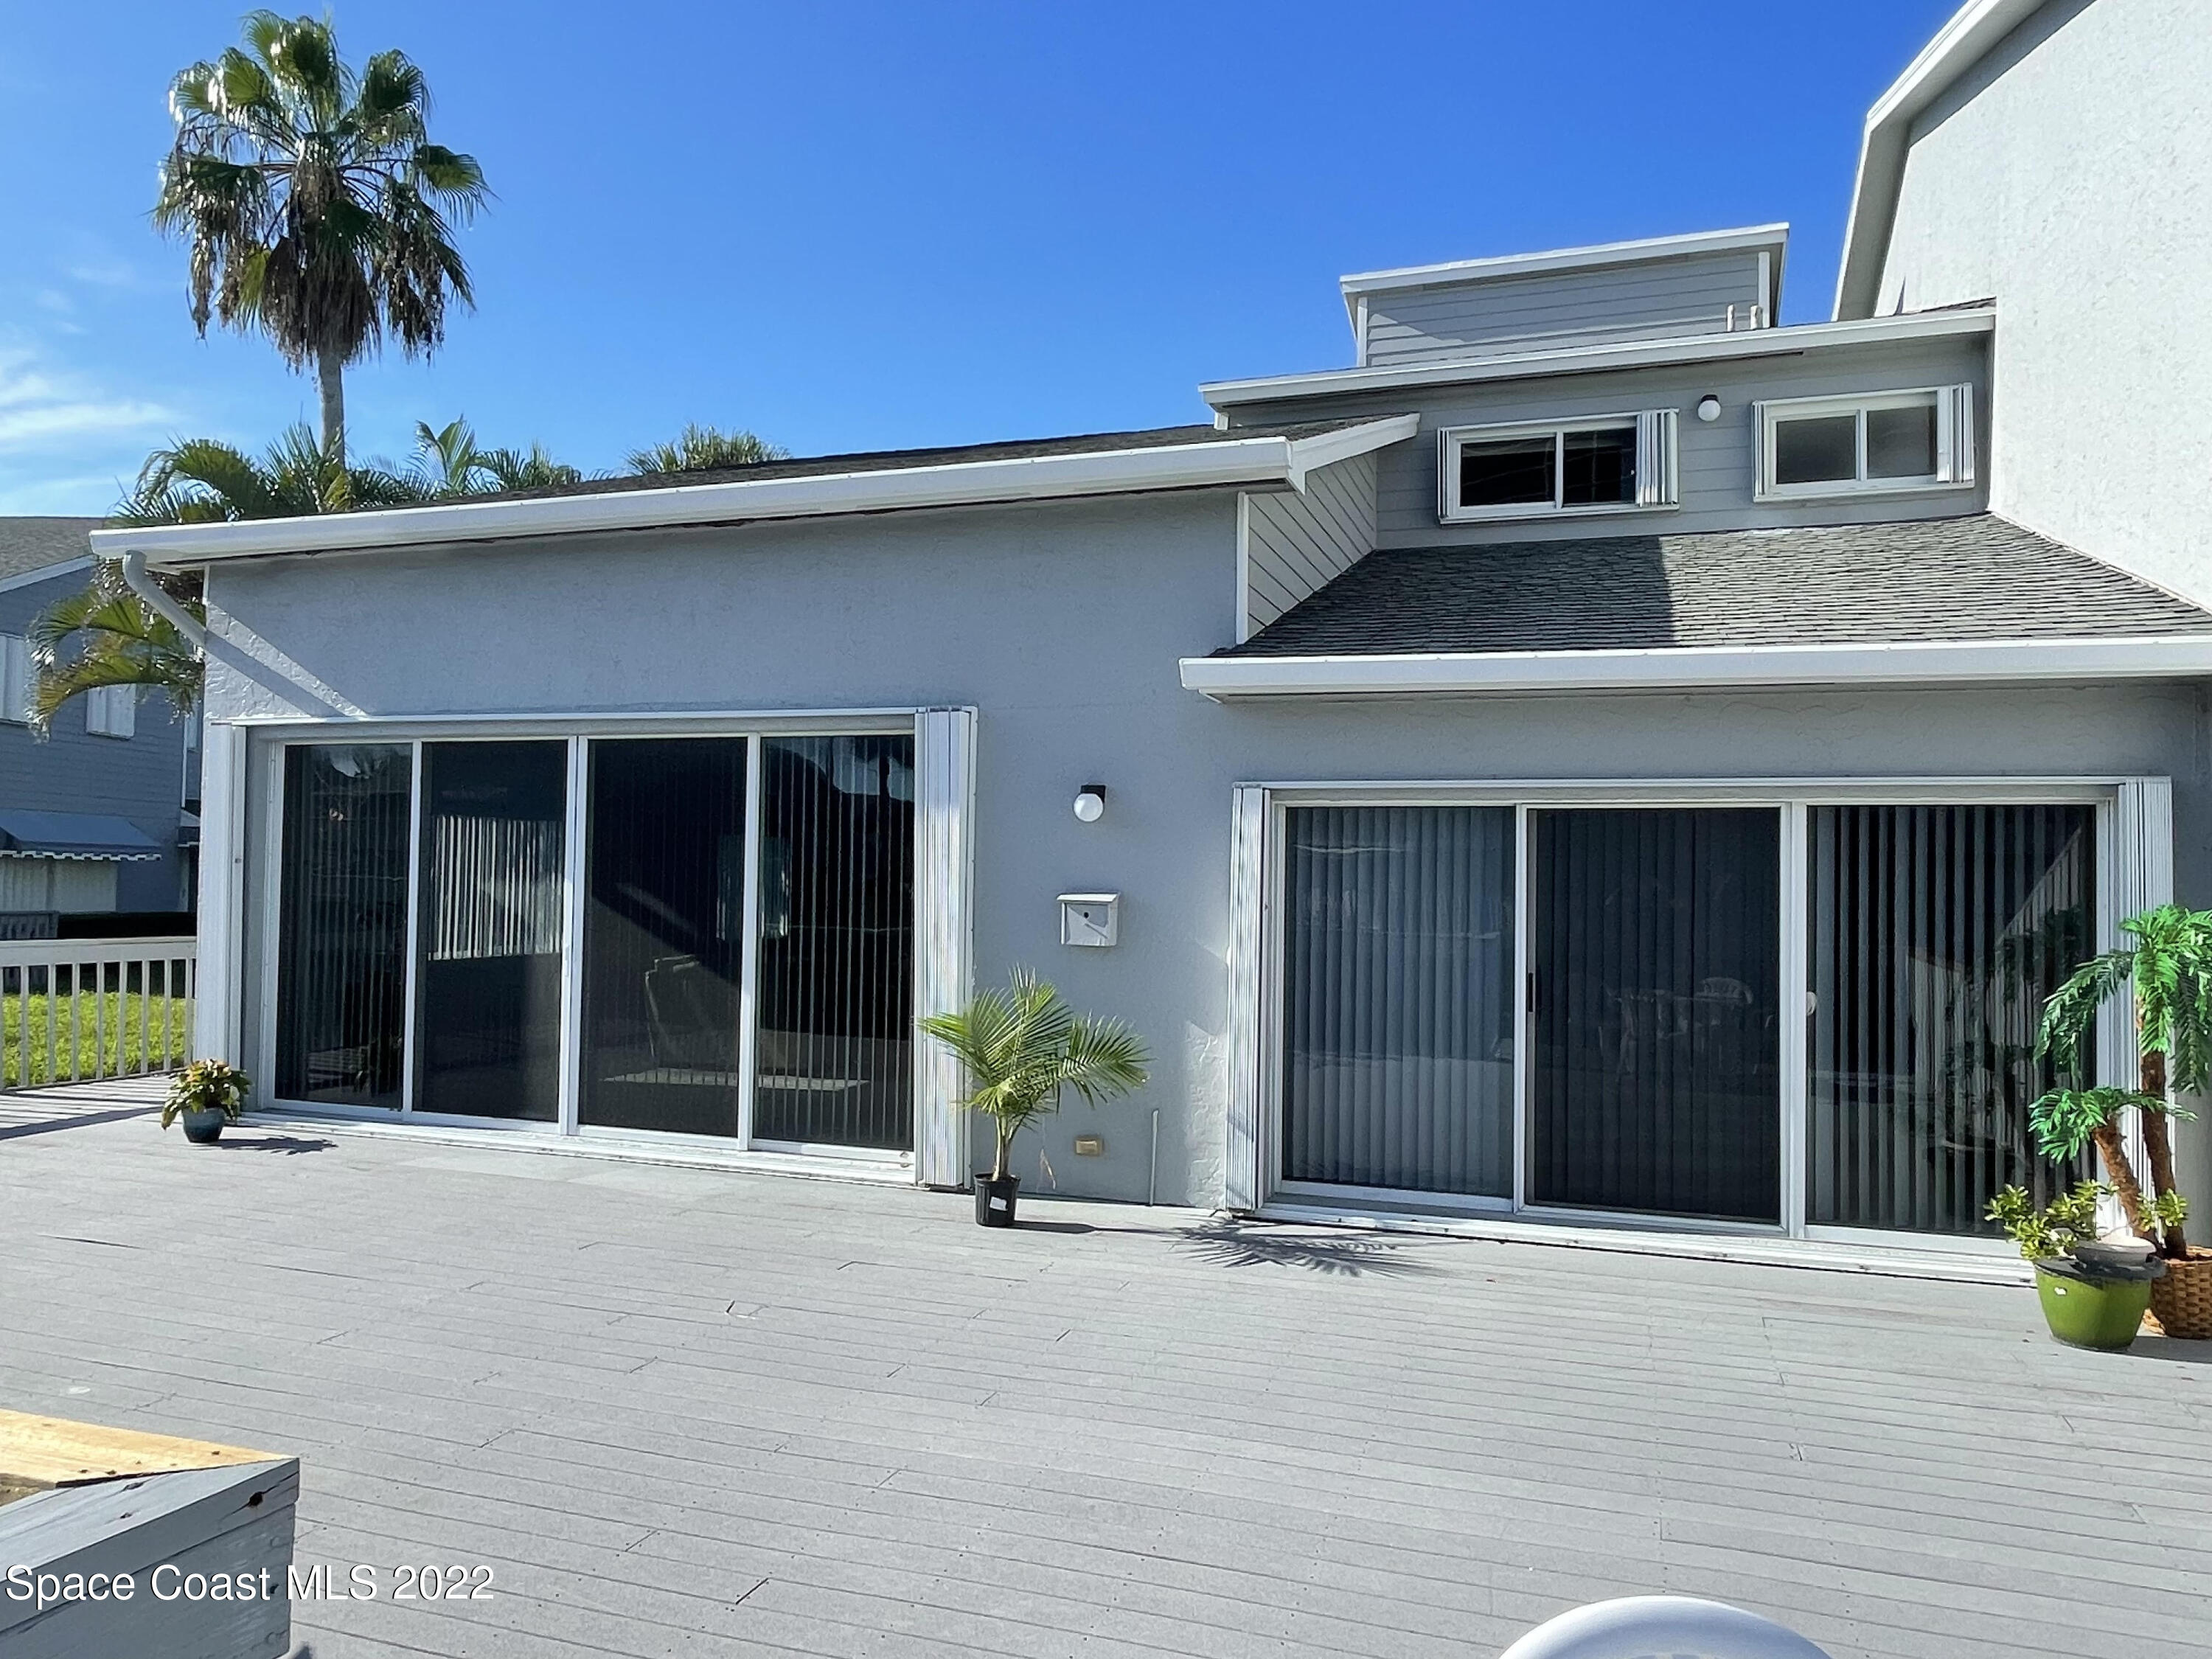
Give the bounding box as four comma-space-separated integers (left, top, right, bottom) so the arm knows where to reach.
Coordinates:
399, 740, 425, 1117
1203, 309, 1995, 408
1250, 776, 2124, 804
912, 707, 978, 1189
0, 554, 92, 597
1337, 223, 1790, 313
194, 723, 249, 1068
98, 421, 1419, 569
1180, 634, 2212, 699
1222, 785, 1269, 1212
1234, 493, 1254, 644
1778, 800, 1811, 1237
224, 706, 928, 734
1835, 0, 2049, 319
556, 737, 588, 1136
735, 732, 765, 1148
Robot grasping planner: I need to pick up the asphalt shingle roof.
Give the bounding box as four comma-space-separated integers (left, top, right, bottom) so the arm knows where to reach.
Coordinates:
459, 419, 1391, 507
1220, 514, 2212, 658
0, 517, 98, 582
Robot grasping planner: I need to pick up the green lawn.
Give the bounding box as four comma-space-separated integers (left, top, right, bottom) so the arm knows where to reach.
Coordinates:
2, 991, 192, 1090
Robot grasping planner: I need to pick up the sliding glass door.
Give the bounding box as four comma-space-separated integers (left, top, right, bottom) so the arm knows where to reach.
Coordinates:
268, 727, 919, 1155
1529, 808, 1782, 1223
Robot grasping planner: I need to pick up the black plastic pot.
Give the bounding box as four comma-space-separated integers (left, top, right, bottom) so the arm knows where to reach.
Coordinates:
975, 1174, 1020, 1228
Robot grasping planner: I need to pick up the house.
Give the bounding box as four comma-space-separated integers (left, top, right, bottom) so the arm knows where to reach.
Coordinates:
96, 0, 2212, 1262
0, 518, 198, 936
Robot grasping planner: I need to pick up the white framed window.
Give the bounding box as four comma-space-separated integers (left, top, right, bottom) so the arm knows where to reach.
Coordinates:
0, 634, 29, 725
1753, 384, 1975, 501
85, 684, 138, 740
1436, 408, 1678, 524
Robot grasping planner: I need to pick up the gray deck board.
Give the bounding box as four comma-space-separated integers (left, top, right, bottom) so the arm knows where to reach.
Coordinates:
2, 1088, 2209, 1658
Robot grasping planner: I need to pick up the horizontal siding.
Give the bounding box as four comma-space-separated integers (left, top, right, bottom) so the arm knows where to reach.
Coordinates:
1231, 335, 1989, 546
1242, 452, 1379, 635
1364, 250, 1764, 366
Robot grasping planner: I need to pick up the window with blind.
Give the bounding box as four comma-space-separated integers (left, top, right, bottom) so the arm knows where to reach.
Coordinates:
1808, 804, 2095, 1235
1280, 806, 1517, 1197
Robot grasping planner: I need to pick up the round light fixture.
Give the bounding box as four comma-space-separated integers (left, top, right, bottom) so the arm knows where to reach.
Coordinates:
1072, 785, 1107, 824
1696, 395, 1722, 423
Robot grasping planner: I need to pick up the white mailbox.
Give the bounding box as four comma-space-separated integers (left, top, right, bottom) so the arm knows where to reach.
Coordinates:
1059, 892, 1120, 948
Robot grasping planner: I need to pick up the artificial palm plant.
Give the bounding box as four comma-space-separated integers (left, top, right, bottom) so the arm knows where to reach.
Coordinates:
918, 970, 1149, 1187
2032, 903, 2207, 1258
156, 12, 487, 466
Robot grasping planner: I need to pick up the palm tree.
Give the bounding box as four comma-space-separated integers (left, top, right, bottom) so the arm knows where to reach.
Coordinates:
2034, 903, 2209, 1257
28, 562, 203, 730
155, 12, 487, 466
917, 970, 1150, 1183
625, 424, 789, 475
408, 418, 587, 497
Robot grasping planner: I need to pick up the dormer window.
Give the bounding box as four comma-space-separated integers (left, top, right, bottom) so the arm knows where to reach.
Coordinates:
1437, 410, 1679, 524
1754, 386, 1975, 501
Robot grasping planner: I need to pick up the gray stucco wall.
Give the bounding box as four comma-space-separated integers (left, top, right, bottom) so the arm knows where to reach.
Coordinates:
201, 492, 2212, 1210
1876, 0, 2212, 605
0, 564, 189, 913
1224, 333, 1989, 547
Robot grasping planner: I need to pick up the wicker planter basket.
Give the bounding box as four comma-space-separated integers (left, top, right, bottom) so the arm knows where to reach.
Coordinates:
2147, 1248, 2212, 1340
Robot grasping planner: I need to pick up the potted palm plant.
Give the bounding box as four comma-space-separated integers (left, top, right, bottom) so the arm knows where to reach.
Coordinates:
2033, 904, 2211, 1339
161, 1058, 251, 1145
919, 969, 1148, 1228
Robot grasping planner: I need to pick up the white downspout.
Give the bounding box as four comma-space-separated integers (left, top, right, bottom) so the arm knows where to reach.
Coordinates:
119, 549, 209, 648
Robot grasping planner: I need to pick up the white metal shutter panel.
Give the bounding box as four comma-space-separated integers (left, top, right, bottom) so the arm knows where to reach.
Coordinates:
1635, 408, 1680, 507
912, 707, 978, 1188
0, 635, 28, 723
1936, 383, 1977, 484
1223, 785, 1269, 1211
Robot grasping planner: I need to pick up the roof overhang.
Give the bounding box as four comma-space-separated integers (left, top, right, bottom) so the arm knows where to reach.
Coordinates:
1203, 309, 1993, 409
0, 810, 165, 862
1834, 0, 2049, 319
1179, 633, 2212, 700
0, 555, 93, 596
95, 416, 1422, 571
1338, 223, 1790, 331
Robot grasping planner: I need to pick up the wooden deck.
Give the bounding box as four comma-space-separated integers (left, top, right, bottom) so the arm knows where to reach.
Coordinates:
1, 1082, 2208, 1658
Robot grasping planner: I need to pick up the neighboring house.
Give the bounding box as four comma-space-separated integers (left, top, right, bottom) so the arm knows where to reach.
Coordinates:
0, 518, 198, 933
97, 0, 2212, 1262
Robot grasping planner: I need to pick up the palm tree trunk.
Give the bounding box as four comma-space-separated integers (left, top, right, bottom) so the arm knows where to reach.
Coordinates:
992, 1124, 1013, 1184
316, 349, 346, 468
2090, 1120, 2153, 1241
2140, 1046, 2190, 1256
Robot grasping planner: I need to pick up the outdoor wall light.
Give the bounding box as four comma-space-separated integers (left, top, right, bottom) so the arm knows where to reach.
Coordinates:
1696, 394, 1723, 422
1072, 785, 1107, 823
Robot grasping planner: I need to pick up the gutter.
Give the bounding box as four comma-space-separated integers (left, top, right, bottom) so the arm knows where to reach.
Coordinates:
120, 550, 208, 648
91, 416, 1421, 571
1833, 0, 2048, 319
1178, 633, 2212, 699
1202, 310, 1994, 408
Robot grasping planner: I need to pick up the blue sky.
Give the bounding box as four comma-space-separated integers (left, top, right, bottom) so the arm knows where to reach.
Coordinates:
0, 1, 1958, 515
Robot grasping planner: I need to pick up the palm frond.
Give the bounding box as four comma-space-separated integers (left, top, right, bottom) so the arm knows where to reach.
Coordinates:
625, 424, 790, 476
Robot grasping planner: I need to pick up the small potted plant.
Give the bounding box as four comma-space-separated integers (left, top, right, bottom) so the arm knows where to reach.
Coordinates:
919, 968, 1148, 1228
2034, 905, 2212, 1339
1988, 1182, 2163, 1350
161, 1058, 251, 1145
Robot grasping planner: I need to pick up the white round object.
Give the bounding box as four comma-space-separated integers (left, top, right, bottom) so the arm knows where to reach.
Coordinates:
1072, 789, 1105, 823
1499, 1596, 1833, 1659
1696, 394, 1723, 422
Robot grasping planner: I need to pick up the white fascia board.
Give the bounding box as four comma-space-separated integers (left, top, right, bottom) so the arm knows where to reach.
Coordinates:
93, 420, 1412, 569
0, 554, 94, 595
1179, 633, 2212, 699
1834, 0, 2048, 319
1338, 223, 1791, 327
1204, 309, 1994, 408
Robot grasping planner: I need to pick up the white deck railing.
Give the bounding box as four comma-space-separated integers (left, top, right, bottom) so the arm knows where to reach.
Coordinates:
0, 936, 196, 1092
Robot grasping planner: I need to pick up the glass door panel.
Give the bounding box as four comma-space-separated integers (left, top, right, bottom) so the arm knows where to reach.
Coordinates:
414, 741, 568, 1121
275, 744, 413, 1107
1530, 807, 1782, 1222
579, 737, 749, 1136
1808, 804, 2095, 1234
1280, 805, 1516, 1197
754, 735, 915, 1150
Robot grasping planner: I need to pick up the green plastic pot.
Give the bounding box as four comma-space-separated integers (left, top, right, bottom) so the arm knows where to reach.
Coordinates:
2034, 1265, 2152, 1351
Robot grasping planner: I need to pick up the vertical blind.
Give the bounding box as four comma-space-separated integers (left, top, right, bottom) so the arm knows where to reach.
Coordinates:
580, 737, 750, 1137
1280, 806, 1516, 1197
1531, 808, 1782, 1222
1809, 804, 2094, 1234
413, 742, 567, 1121
275, 744, 412, 1108
754, 736, 917, 1150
